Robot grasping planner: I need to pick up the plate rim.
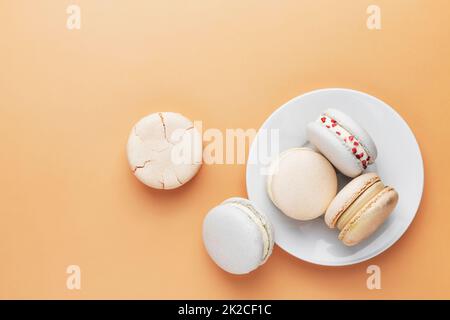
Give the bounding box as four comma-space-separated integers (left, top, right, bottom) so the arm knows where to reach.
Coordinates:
246, 87, 424, 266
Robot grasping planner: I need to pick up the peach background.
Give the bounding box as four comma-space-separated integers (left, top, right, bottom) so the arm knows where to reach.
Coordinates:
0, 0, 449, 299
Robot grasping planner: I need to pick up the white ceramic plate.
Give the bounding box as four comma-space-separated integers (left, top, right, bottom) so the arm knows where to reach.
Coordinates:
246, 88, 423, 266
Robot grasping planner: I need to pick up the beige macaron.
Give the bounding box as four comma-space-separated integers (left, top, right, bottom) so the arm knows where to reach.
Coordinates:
267, 148, 337, 221
127, 112, 202, 190
325, 172, 399, 246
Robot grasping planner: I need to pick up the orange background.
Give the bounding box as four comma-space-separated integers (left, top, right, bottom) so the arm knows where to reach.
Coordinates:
1, 0, 449, 299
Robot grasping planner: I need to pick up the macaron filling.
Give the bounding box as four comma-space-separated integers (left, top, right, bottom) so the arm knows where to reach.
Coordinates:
226, 201, 273, 264
317, 113, 372, 169
336, 180, 385, 230
338, 186, 396, 242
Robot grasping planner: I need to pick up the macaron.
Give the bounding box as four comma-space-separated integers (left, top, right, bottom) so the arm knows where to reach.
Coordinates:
267, 148, 337, 221
325, 173, 399, 246
127, 112, 202, 190
307, 108, 377, 177
202, 197, 274, 275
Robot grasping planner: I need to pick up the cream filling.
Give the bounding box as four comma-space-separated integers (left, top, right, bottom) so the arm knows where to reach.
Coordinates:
336, 181, 385, 230
338, 186, 395, 242
228, 202, 272, 264
330, 176, 380, 227
318, 113, 372, 168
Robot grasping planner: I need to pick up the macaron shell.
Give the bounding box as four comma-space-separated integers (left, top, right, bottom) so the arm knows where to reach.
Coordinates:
336, 180, 384, 230
267, 148, 337, 220
127, 112, 202, 189
127, 113, 167, 170
324, 108, 378, 162
222, 197, 275, 260
227, 202, 274, 263
339, 187, 399, 246
325, 172, 380, 228
202, 203, 269, 275
307, 121, 363, 177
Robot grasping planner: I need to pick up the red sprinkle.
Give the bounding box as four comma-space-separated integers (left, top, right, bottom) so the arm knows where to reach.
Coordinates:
321, 116, 369, 169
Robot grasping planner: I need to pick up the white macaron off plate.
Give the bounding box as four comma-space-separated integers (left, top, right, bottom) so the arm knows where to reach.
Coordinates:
246, 88, 424, 266
203, 198, 274, 275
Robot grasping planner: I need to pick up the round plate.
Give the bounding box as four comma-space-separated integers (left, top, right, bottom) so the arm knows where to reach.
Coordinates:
246, 88, 424, 266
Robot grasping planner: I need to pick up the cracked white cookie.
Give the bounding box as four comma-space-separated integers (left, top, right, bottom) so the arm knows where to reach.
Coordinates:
127, 112, 202, 189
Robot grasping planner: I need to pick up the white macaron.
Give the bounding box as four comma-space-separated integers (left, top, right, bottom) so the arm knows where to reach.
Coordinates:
202, 197, 274, 275
307, 108, 377, 178
267, 148, 337, 221
127, 112, 202, 190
